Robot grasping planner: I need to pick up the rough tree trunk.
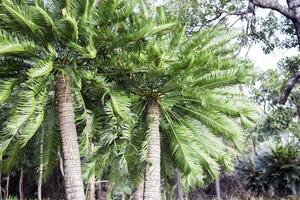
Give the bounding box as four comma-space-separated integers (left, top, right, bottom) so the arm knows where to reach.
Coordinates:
175, 168, 183, 200
143, 100, 161, 200
87, 176, 96, 200
56, 74, 85, 200
132, 179, 144, 200
19, 167, 24, 200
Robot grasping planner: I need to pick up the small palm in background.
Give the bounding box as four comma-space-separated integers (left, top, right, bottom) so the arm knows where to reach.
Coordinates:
238, 144, 300, 197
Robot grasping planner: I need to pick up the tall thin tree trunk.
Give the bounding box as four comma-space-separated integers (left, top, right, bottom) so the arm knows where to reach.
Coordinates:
19, 167, 24, 200
132, 179, 144, 200
0, 160, 2, 200
87, 175, 96, 200
175, 168, 183, 200
38, 127, 44, 200
143, 99, 161, 200
38, 173, 42, 200
56, 74, 85, 200
215, 178, 221, 200
4, 176, 9, 200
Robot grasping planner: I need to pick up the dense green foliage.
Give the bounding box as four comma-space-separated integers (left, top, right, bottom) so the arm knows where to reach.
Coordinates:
238, 144, 300, 197
2, 0, 297, 200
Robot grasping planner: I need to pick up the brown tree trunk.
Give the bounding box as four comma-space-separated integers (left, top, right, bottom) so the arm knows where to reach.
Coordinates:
87, 176, 96, 200
132, 179, 144, 200
143, 99, 161, 200
56, 74, 85, 200
19, 167, 24, 200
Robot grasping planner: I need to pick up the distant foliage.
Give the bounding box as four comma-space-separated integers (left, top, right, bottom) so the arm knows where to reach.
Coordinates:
238, 144, 300, 197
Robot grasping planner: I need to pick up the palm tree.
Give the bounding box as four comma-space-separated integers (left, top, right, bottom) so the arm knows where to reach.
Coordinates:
104, 20, 260, 198
0, 0, 175, 199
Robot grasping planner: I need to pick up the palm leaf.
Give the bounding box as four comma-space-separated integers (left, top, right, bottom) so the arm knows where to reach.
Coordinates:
0, 79, 15, 104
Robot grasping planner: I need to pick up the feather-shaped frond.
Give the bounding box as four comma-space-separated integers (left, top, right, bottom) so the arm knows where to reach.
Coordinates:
0, 30, 40, 57
28, 5, 54, 41
27, 59, 53, 78
18, 88, 48, 147
73, 88, 87, 124
110, 92, 134, 123
65, 0, 89, 20
56, 16, 78, 42
92, 0, 137, 27
177, 105, 244, 149
0, 91, 36, 156
0, 1, 41, 39
161, 120, 205, 188
1, 87, 48, 172
68, 39, 96, 59
190, 67, 251, 89
38, 93, 58, 180
0, 79, 15, 104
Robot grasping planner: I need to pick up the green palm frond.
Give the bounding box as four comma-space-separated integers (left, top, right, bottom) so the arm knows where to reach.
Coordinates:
110, 92, 134, 123
0, 78, 15, 104
65, 0, 89, 20
1, 89, 48, 172
56, 16, 78, 42
92, 0, 137, 26
38, 93, 58, 180
0, 30, 40, 57
177, 105, 244, 148
0, 1, 41, 39
18, 88, 48, 147
27, 59, 53, 78
0, 91, 36, 156
29, 4, 54, 40
192, 67, 251, 89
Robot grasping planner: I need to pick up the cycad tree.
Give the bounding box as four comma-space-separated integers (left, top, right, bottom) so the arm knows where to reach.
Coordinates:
0, 0, 175, 199
104, 19, 260, 198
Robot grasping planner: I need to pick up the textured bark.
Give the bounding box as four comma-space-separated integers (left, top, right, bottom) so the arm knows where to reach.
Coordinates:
19, 167, 24, 200
132, 179, 144, 200
87, 176, 96, 200
143, 100, 161, 200
56, 74, 85, 200
175, 169, 183, 200
250, 0, 295, 19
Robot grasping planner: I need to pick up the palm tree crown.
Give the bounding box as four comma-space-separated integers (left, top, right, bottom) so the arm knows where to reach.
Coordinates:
105, 20, 260, 192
